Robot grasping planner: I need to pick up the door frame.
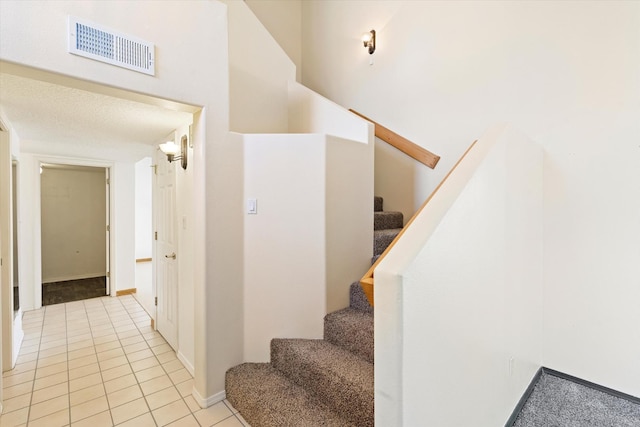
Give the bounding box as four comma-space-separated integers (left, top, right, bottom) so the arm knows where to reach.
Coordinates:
35, 156, 113, 307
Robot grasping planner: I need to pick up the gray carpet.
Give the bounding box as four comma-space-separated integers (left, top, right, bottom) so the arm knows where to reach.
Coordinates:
513, 372, 640, 427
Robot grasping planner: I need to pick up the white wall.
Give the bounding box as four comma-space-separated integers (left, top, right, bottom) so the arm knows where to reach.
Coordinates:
135, 157, 153, 260
301, 0, 640, 208
542, 111, 640, 397
134, 157, 154, 315
245, 0, 302, 82
111, 162, 136, 292
133, 157, 154, 315
1, 0, 233, 404
325, 135, 373, 311
40, 166, 106, 283
226, 0, 296, 133
302, 0, 640, 404
376, 124, 543, 426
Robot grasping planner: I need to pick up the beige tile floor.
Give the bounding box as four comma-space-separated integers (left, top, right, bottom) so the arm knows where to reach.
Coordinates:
0, 295, 250, 427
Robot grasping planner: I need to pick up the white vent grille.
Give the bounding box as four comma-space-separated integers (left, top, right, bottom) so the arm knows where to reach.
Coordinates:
68, 16, 155, 76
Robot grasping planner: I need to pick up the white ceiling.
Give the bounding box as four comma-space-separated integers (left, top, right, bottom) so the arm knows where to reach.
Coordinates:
0, 72, 194, 150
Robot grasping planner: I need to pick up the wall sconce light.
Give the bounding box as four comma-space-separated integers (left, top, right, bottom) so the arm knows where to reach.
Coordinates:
362, 29, 376, 54
159, 135, 188, 170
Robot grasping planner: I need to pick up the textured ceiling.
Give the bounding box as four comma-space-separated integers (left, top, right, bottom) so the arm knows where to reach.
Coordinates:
0, 73, 194, 149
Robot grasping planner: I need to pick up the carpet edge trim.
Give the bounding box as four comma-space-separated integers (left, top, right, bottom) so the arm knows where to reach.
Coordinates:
542, 367, 640, 405
504, 366, 543, 427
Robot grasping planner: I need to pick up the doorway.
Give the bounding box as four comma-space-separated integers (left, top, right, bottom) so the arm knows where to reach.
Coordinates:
40, 164, 110, 305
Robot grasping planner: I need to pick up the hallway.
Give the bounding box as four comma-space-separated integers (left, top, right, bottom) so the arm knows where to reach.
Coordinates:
0, 296, 249, 426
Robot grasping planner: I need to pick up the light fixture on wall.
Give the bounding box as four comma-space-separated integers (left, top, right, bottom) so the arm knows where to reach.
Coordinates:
159, 135, 188, 170
362, 29, 376, 54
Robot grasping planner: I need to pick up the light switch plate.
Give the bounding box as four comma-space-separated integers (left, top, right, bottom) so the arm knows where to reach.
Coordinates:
247, 198, 257, 214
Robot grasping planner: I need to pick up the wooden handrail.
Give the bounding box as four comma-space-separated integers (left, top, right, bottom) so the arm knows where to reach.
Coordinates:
360, 139, 478, 306
349, 109, 440, 169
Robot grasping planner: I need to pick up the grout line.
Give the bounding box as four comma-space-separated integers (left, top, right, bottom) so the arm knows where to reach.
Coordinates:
24, 306, 44, 424
64, 301, 71, 426
84, 296, 116, 426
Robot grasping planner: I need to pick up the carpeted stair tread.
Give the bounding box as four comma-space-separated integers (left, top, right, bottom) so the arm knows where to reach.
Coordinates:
271, 339, 374, 427
226, 363, 356, 427
374, 210, 404, 230
374, 196, 383, 212
324, 307, 374, 363
374, 228, 402, 255
350, 281, 374, 313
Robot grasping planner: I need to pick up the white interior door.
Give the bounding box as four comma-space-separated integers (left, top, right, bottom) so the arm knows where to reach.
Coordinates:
154, 148, 179, 350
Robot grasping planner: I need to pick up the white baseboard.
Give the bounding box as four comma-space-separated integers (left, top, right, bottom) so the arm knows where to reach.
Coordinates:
192, 387, 226, 409
177, 351, 195, 377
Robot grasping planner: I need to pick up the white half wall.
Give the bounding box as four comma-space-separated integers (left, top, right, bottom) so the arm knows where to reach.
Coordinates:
243, 133, 326, 362
243, 130, 373, 362
376, 124, 543, 426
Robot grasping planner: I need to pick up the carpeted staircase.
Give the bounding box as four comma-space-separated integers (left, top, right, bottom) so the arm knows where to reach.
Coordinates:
225, 197, 403, 426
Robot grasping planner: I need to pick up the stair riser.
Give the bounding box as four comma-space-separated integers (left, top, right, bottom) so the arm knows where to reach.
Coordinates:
374, 196, 383, 212
271, 340, 374, 427
374, 228, 401, 256
324, 308, 374, 363
350, 282, 374, 313
374, 211, 404, 230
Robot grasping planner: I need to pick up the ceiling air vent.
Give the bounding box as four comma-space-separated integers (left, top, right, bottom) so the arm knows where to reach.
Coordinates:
68, 16, 155, 76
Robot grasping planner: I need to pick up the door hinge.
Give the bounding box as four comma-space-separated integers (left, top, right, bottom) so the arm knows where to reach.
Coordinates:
155, 297, 158, 306
106, 272, 110, 278
154, 231, 158, 240
106, 225, 110, 232
106, 178, 110, 185
151, 164, 157, 175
